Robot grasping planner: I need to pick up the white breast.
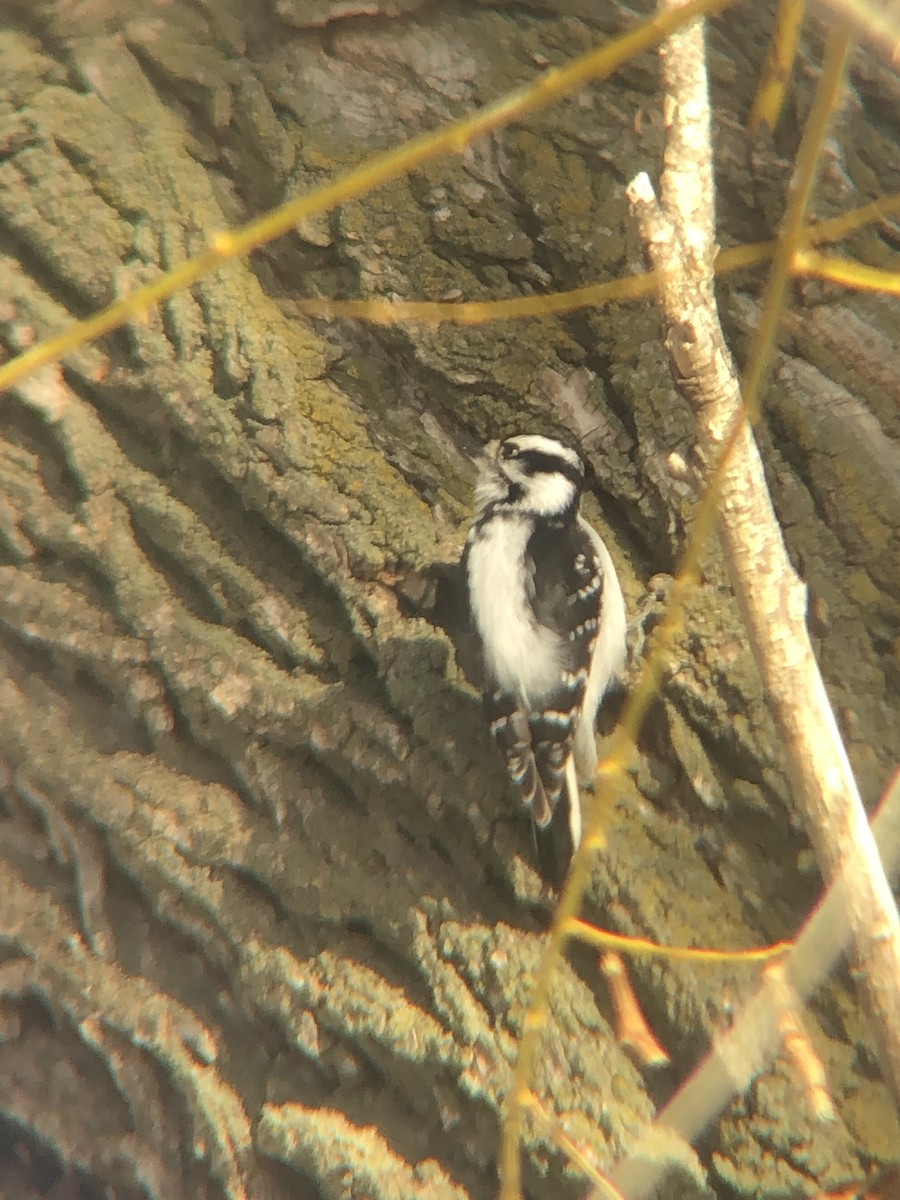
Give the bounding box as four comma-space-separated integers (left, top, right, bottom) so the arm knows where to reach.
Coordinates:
466, 516, 562, 706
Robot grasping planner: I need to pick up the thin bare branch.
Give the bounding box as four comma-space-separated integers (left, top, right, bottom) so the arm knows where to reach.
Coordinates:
0, 0, 737, 398
627, 4, 900, 1114
604, 771, 900, 1199
813, 0, 900, 63
749, 0, 807, 136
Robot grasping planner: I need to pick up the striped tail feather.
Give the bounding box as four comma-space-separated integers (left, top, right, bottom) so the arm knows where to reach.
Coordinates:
534, 756, 582, 887
486, 693, 553, 827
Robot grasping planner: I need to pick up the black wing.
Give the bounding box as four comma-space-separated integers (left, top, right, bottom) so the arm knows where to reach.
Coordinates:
526, 517, 605, 655
524, 516, 605, 815
486, 517, 605, 828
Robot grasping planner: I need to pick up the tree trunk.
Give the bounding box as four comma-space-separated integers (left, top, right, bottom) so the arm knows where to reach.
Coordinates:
1, 3, 898, 1198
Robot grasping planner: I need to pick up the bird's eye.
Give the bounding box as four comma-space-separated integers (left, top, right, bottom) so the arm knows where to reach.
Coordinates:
500, 442, 519, 460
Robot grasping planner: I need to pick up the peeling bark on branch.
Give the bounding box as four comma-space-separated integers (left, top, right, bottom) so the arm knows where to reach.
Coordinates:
0, 3, 899, 1199
628, 6, 900, 1115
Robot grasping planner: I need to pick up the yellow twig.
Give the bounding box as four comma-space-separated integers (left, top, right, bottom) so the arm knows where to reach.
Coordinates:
741, 25, 856, 421
289, 192, 900, 324
567, 919, 792, 964
749, 0, 807, 135
502, 19, 881, 1200
0, 0, 736, 397
526, 1092, 628, 1200
793, 249, 900, 295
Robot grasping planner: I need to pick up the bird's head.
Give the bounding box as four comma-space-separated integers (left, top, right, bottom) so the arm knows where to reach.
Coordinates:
475, 434, 584, 518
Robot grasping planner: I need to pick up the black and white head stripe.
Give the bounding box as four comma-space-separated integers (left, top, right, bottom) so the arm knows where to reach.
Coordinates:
473, 435, 584, 521
499, 435, 583, 485
463, 432, 627, 878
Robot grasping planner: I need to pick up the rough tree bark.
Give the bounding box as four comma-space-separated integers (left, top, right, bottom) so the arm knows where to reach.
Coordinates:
0, 3, 898, 1199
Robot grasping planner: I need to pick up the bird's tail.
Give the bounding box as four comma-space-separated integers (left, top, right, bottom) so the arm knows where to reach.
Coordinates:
534, 756, 582, 888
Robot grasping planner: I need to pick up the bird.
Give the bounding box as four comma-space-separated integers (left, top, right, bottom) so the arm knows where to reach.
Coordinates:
461, 433, 626, 875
